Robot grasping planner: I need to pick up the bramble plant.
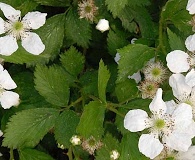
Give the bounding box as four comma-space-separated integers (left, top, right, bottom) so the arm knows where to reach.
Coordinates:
1, 0, 195, 160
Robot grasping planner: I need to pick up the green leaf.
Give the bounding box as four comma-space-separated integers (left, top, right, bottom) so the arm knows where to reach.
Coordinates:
117, 44, 155, 82
65, 8, 91, 48
127, 0, 150, 6
162, 0, 192, 36
98, 60, 110, 102
77, 101, 105, 139
119, 132, 148, 160
107, 30, 129, 56
167, 28, 185, 51
19, 148, 54, 160
54, 110, 80, 148
1, 14, 65, 66
13, 71, 53, 109
96, 134, 120, 160
130, 6, 156, 39
60, 46, 85, 77
115, 79, 138, 102
2, 108, 59, 149
79, 70, 98, 97
118, 8, 137, 33
105, 0, 128, 18
34, 65, 73, 107
34, 0, 71, 7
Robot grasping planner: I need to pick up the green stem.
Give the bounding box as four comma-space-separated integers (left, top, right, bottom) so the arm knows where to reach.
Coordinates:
88, 95, 100, 102
67, 146, 73, 160
156, 5, 167, 56
107, 104, 125, 117
67, 97, 83, 109
9, 148, 14, 160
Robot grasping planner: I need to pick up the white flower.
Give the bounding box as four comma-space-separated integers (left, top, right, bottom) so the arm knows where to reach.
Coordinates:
0, 3, 47, 56
124, 88, 194, 159
114, 53, 120, 64
0, 130, 3, 137
169, 69, 195, 118
185, 34, 195, 52
166, 50, 190, 73
110, 150, 120, 160
130, 38, 137, 44
70, 135, 81, 145
142, 61, 167, 83
96, 19, 109, 32
0, 64, 19, 109
187, 0, 195, 15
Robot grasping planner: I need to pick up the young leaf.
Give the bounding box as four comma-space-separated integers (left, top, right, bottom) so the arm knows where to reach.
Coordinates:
34, 65, 73, 107
115, 79, 139, 102
117, 44, 155, 82
167, 28, 185, 51
54, 110, 80, 148
60, 46, 85, 77
2, 108, 59, 149
19, 148, 54, 160
65, 8, 91, 48
77, 101, 105, 139
105, 0, 128, 18
1, 14, 65, 66
120, 132, 148, 160
98, 60, 110, 102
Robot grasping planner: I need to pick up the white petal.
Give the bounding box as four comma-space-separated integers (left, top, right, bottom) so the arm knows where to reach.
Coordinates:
172, 103, 192, 128
185, 69, 195, 87
185, 34, 195, 52
128, 71, 141, 83
0, 64, 3, 72
184, 121, 195, 138
0, 91, 19, 109
0, 35, 18, 56
149, 88, 167, 115
177, 146, 195, 160
96, 19, 110, 32
0, 17, 5, 34
166, 50, 190, 73
114, 53, 120, 64
186, 0, 195, 14
138, 134, 163, 159
0, 3, 20, 21
164, 133, 192, 152
165, 100, 176, 115
169, 74, 192, 99
131, 38, 137, 44
21, 32, 45, 55
0, 69, 17, 90
0, 130, 3, 137
124, 109, 149, 132
22, 11, 47, 30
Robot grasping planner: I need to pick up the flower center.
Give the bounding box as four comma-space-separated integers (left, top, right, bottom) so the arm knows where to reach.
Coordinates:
13, 21, 23, 31
88, 138, 96, 146
85, 5, 92, 13
152, 68, 161, 77
154, 119, 165, 129
0, 86, 5, 95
